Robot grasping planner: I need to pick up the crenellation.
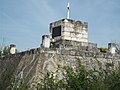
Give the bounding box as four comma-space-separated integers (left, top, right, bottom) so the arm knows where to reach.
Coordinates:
1, 44, 120, 61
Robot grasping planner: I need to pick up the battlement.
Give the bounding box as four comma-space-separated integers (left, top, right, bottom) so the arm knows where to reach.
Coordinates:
50, 19, 88, 28
40, 18, 120, 56
1, 46, 120, 61
51, 40, 97, 49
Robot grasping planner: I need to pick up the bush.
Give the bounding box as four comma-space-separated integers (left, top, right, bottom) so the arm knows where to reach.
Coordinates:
0, 46, 10, 58
36, 59, 120, 90
100, 47, 107, 53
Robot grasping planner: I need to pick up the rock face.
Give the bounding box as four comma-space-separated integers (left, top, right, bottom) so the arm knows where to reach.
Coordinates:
0, 48, 120, 89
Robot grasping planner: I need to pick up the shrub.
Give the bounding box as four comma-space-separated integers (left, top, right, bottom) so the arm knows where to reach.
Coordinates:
100, 47, 107, 53
36, 59, 120, 90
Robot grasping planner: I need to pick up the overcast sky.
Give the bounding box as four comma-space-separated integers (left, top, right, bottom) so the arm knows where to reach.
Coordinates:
0, 0, 120, 51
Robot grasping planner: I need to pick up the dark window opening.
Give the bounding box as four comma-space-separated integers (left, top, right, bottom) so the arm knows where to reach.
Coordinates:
52, 26, 61, 38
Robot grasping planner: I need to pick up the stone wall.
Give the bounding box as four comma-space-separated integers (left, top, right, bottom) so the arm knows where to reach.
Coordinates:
0, 47, 120, 89
50, 19, 88, 43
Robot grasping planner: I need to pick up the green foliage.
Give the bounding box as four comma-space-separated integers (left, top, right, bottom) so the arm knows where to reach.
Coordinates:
0, 57, 21, 90
36, 73, 58, 90
100, 47, 107, 53
0, 61, 16, 90
11, 79, 28, 90
36, 59, 120, 90
2, 46, 10, 55
1, 58, 120, 90
0, 46, 10, 58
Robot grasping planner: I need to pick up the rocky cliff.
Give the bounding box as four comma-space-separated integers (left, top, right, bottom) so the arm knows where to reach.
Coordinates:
0, 48, 120, 89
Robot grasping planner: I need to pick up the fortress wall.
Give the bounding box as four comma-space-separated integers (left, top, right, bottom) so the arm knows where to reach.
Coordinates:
0, 48, 120, 88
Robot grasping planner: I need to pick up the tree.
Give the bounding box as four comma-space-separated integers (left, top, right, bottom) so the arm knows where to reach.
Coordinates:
2, 46, 10, 56
0, 46, 10, 58
0, 37, 6, 58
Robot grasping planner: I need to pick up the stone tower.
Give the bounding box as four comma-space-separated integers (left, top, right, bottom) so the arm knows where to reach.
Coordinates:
49, 19, 88, 48
50, 19, 88, 42
41, 0, 97, 49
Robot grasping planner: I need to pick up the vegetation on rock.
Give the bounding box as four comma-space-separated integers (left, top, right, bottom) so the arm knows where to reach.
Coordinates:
0, 46, 10, 58
0, 58, 120, 90
36, 59, 120, 90
100, 47, 108, 53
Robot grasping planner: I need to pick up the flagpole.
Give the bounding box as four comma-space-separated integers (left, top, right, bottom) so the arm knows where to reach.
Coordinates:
67, 0, 70, 19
